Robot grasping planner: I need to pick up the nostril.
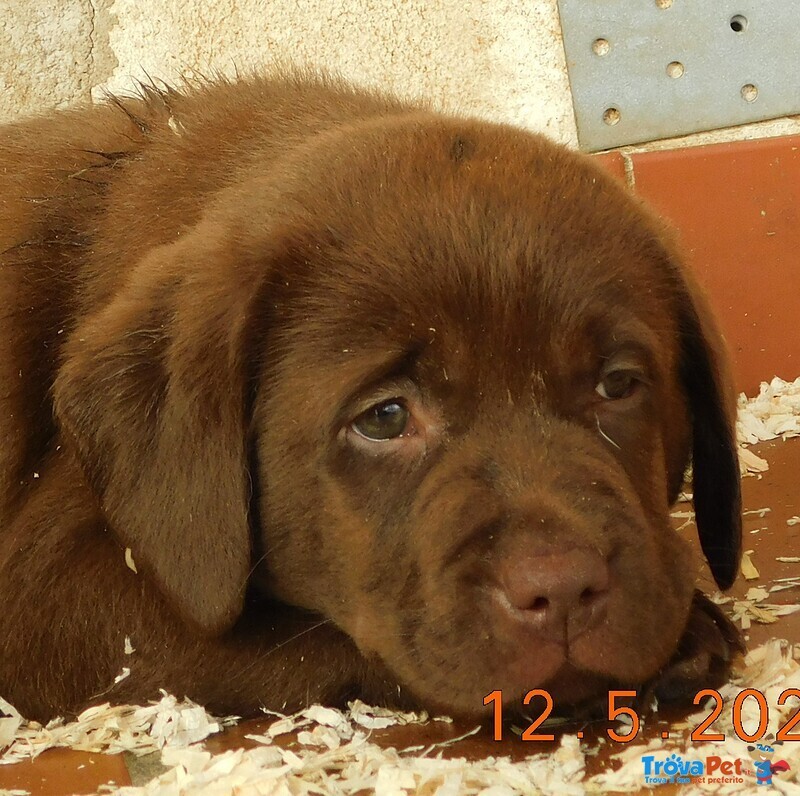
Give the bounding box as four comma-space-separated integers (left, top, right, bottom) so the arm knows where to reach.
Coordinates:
530, 596, 549, 612
579, 586, 603, 606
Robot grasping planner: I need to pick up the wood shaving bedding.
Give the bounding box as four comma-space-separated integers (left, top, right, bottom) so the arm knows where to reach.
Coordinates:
0, 692, 237, 765
3, 643, 800, 794
712, 573, 800, 630
737, 376, 800, 445
737, 376, 800, 474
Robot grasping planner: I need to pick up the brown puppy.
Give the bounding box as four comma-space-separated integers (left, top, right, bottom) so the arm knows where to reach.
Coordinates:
0, 73, 741, 723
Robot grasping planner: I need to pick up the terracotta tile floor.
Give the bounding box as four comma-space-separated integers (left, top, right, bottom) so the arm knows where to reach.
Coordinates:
1, 438, 798, 795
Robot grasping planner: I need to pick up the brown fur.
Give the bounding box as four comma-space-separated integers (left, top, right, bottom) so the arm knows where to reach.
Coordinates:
0, 73, 741, 722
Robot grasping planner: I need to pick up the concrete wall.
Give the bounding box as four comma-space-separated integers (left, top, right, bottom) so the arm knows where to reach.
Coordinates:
1, 0, 798, 150
0, 0, 577, 142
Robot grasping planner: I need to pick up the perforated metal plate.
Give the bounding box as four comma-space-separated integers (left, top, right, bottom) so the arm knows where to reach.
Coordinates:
558, 1, 800, 151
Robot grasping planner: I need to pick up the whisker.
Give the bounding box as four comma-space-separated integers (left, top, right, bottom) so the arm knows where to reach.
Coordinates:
595, 414, 621, 450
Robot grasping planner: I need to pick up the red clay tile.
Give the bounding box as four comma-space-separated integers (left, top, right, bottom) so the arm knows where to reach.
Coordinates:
0, 749, 131, 795
592, 150, 628, 185
629, 136, 800, 395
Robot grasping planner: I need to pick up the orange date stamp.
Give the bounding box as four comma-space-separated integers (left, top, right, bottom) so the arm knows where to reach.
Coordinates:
483, 687, 800, 743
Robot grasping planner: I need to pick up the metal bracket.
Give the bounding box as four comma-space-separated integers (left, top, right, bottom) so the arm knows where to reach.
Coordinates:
557, 0, 800, 151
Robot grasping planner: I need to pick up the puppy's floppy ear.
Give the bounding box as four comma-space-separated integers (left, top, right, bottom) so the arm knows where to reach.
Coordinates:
54, 219, 269, 634
675, 267, 742, 590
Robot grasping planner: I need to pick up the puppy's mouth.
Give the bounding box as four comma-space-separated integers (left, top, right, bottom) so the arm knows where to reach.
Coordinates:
350, 608, 631, 719
501, 631, 601, 687
376, 645, 615, 721
539, 663, 613, 709
347, 579, 688, 719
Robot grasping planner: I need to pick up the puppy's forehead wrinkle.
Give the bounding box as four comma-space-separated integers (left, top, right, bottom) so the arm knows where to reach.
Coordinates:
339, 342, 428, 400
289, 309, 654, 403
284, 250, 670, 394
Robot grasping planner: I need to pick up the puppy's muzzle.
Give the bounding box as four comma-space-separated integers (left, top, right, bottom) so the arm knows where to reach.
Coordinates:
492, 547, 610, 644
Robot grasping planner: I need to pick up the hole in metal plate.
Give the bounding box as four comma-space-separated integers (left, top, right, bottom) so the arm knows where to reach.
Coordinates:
592, 38, 611, 56
666, 61, 685, 79
741, 83, 758, 102
730, 15, 748, 33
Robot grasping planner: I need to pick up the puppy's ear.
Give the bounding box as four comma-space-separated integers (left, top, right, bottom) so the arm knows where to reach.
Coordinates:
676, 268, 742, 590
54, 221, 269, 634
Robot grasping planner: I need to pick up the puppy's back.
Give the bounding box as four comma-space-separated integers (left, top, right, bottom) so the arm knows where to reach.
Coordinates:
0, 104, 134, 516
0, 73, 411, 518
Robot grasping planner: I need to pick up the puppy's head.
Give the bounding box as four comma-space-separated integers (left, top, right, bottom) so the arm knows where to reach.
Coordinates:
54, 113, 741, 715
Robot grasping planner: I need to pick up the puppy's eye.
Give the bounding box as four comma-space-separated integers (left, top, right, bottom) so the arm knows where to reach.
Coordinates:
352, 400, 411, 440
595, 370, 636, 400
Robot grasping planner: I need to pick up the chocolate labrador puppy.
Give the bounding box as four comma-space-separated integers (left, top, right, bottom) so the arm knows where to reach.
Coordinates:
0, 73, 741, 723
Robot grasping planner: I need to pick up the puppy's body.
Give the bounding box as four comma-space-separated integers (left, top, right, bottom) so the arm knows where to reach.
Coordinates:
0, 74, 741, 722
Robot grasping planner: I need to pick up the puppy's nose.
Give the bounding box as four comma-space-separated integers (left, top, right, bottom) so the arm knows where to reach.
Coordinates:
496, 548, 610, 639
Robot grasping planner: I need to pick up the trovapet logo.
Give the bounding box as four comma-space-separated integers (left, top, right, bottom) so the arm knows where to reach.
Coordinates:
642, 754, 746, 786
642, 748, 791, 787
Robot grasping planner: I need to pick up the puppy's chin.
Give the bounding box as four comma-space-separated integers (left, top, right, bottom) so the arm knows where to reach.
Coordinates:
379, 661, 615, 721
370, 654, 645, 721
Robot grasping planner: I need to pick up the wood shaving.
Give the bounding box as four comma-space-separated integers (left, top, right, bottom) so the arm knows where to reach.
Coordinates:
670, 509, 695, 533
742, 508, 771, 518
0, 698, 22, 751
745, 587, 770, 602
770, 579, 800, 593
740, 550, 760, 581
788, 516, 800, 526
2, 641, 793, 795
167, 116, 186, 136
114, 723, 588, 796
349, 700, 431, 731
114, 668, 132, 685
727, 578, 800, 629
737, 446, 769, 475
124, 547, 138, 574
